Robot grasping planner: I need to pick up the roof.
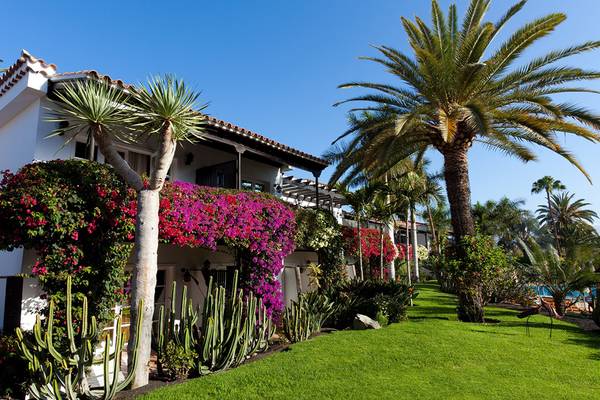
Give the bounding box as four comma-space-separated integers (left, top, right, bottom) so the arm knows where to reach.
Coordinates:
0, 50, 329, 171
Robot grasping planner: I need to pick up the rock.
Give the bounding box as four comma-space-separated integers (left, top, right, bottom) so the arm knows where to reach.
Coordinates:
352, 314, 381, 330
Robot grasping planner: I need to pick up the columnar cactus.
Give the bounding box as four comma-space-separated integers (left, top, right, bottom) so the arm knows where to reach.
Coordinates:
15, 276, 142, 400
197, 270, 274, 374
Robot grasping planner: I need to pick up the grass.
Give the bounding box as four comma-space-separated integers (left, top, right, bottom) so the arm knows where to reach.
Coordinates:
140, 283, 600, 400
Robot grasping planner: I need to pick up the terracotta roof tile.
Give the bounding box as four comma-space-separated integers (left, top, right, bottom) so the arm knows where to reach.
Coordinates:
0, 50, 57, 98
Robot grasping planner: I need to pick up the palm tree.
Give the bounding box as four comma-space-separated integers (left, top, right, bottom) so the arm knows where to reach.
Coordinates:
521, 239, 600, 315
537, 192, 598, 253
333, 0, 600, 321
50, 77, 206, 388
473, 197, 537, 253
532, 176, 566, 253
366, 195, 396, 279
387, 171, 428, 281
339, 184, 381, 280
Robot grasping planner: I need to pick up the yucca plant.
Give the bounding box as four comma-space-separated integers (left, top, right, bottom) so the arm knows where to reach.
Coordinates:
331, 0, 600, 322
15, 276, 142, 400
49, 77, 207, 387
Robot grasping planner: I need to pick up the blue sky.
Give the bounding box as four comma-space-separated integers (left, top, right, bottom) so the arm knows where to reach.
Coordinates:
2, 0, 600, 214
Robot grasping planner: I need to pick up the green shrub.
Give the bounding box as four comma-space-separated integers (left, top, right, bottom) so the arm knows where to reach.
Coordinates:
323, 279, 414, 328
160, 341, 197, 380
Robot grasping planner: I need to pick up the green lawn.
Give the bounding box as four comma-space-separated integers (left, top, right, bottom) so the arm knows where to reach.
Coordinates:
140, 283, 600, 400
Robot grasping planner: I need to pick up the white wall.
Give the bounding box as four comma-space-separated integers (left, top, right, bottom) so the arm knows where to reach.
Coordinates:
0, 99, 42, 331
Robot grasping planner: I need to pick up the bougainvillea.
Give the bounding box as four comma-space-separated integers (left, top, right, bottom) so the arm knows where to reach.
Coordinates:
0, 160, 296, 321
342, 226, 399, 264
0, 160, 133, 324
129, 181, 297, 316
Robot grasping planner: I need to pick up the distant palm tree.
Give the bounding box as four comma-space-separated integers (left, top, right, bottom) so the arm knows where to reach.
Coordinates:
532, 176, 566, 254
473, 197, 537, 253
339, 184, 382, 280
50, 77, 206, 388
537, 192, 598, 253
333, 0, 600, 321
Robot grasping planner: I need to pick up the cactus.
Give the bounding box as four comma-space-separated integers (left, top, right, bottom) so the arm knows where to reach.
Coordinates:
153, 281, 198, 376
197, 270, 274, 374
15, 276, 143, 400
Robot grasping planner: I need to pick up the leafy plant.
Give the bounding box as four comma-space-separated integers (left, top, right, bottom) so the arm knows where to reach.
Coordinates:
323, 279, 415, 328
159, 341, 197, 381
15, 276, 142, 400
154, 281, 198, 377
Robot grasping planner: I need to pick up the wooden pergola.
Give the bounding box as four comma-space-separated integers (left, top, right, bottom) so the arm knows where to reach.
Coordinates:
281, 175, 347, 210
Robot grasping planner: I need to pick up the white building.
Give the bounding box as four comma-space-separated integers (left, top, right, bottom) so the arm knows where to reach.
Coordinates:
0, 50, 348, 331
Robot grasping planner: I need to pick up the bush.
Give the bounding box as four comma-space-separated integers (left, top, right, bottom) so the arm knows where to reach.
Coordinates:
435, 235, 535, 306
323, 279, 414, 328
159, 341, 197, 380
0, 334, 28, 399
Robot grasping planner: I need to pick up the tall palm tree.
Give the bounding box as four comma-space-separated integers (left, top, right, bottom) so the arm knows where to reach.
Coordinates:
339, 184, 382, 280
387, 171, 428, 281
537, 192, 598, 253
333, 0, 600, 321
532, 176, 566, 254
366, 195, 397, 279
50, 77, 206, 387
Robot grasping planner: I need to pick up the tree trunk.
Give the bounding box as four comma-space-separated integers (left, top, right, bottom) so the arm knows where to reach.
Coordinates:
443, 147, 475, 241
128, 189, 160, 388
547, 190, 562, 256
405, 209, 411, 286
379, 226, 384, 279
426, 203, 438, 255
357, 218, 364, 280
411, 207, 419, 282
386, 218, 396, 281
443, 146, 483, 322
553, 293, 566, 316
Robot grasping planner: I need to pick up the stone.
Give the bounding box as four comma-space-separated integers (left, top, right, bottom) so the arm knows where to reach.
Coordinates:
352, 314, 381, 330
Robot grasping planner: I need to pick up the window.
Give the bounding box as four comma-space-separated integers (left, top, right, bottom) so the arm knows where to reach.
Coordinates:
74, 141, 98, 161
242, 179, 267, 193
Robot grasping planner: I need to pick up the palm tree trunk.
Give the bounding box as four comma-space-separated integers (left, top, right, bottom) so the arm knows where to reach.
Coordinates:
357, 218, 364, 280
411, 207, 419, 282
379, 225, 384, 279
443, 146, 483, 322
386, 218, 396, 281
426, 203, 438, 255
547, 190, 562, 256
405, 208, 411, 285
